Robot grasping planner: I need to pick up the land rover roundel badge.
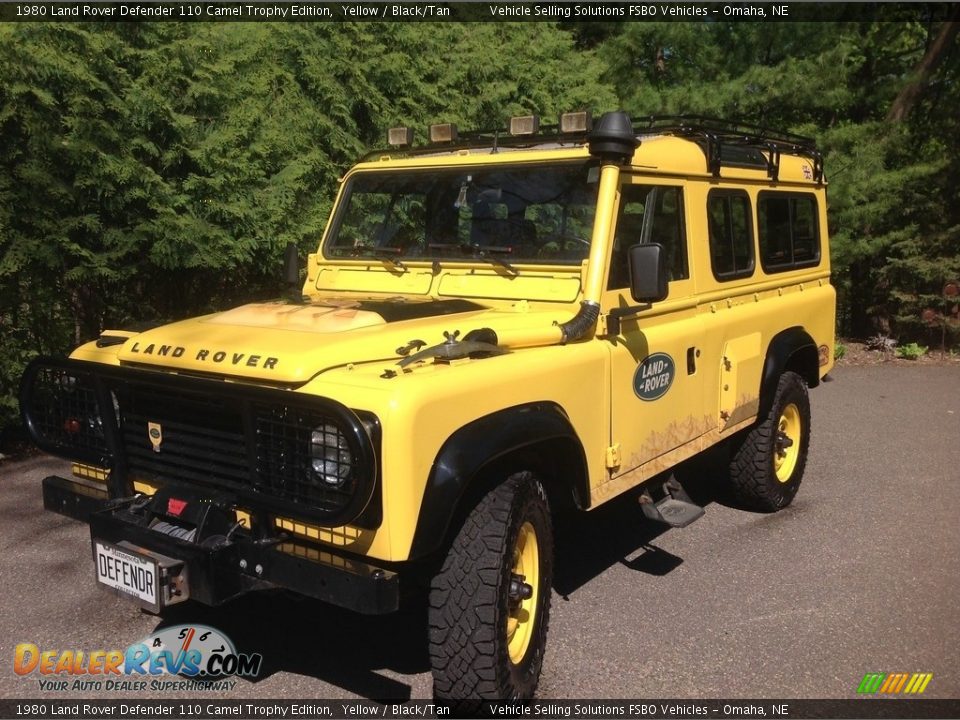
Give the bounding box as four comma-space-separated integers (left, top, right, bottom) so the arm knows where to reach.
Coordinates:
634, 353, 675, 401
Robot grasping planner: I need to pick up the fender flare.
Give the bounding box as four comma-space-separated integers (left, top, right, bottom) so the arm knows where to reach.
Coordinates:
408, 402, 589, 559
759, 326, 820, 418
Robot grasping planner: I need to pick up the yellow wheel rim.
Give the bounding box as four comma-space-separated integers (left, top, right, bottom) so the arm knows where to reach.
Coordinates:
774, 403, 801, 483
506, 521, 540, 665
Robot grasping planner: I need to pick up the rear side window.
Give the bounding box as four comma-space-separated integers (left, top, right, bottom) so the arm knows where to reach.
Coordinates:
707, 190, 754, 280
758, 192, 821, 272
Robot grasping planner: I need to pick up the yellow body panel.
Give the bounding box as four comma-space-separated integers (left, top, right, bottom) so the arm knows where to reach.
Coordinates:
68, 132, 835, 565
72, 463, 109, 483
292, 341, 609, 561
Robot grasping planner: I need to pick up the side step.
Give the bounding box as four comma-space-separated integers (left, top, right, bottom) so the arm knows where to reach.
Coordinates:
639, 475, 704, 528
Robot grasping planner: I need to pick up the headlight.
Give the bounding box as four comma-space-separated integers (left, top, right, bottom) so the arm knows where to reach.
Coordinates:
310, 423, 352, 487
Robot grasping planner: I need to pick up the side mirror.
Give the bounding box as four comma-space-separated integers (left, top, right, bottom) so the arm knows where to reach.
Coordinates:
628, 243, 668, 304
283, 242, 300, 286
283, 242, 305, 304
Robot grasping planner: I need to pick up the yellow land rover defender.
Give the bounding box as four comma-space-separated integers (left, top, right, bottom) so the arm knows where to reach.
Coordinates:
20, 112, 835, 699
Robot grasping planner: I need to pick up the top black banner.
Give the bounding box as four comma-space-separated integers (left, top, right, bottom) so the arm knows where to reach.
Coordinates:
0, 1, 958, 23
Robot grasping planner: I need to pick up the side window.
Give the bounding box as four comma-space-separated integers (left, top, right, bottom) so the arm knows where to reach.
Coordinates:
707, 191, 754, 280
758, 192, 820, 271
608, 184, 689, 290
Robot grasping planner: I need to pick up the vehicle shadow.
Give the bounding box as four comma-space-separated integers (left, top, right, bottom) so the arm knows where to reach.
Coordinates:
554, 441, 737, 596
147, 442, 743, 699
154, 589, 429, 700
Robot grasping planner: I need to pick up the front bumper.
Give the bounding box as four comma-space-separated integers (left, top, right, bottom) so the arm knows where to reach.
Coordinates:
43, 475, 399, 615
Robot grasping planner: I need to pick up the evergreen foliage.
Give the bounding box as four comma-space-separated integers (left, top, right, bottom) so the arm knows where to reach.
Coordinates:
1, 19, 958, 430
598, 20, 960, 342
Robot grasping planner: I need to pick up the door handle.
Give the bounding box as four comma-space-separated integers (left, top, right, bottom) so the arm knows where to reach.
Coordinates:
687, 347, 698, 375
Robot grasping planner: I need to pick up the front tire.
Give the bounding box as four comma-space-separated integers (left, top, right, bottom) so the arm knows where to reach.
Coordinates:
729, 371, 811, 511
429, 471, 553, 700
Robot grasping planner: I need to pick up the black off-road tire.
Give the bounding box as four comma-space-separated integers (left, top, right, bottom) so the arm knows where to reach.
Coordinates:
429, 471, 553, 701
729, 371, 811, 512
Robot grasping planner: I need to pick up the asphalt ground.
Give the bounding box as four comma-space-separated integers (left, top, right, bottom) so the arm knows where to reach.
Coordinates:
0, 364, 958, 701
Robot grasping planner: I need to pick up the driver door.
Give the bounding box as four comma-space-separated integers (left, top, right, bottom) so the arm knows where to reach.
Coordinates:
604, 179, 706, 481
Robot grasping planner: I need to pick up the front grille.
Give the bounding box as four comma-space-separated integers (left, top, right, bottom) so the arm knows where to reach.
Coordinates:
20, 357, 377, 526
21, 365, 109, 462
120, 387, 250, 488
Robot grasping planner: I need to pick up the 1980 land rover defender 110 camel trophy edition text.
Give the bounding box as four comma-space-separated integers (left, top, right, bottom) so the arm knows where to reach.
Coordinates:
21, 111, 835, 699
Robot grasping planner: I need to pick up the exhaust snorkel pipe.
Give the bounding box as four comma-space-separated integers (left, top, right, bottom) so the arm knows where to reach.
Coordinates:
558, 111, 639, 343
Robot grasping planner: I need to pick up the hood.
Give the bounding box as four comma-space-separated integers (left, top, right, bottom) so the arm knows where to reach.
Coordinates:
116, 297, 494, 384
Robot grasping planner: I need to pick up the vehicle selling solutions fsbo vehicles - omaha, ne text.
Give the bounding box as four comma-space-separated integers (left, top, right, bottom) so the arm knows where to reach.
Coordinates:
20, 110, 835, 699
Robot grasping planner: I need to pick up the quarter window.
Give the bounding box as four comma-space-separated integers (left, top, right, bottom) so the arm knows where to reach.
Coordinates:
707, 191, 754, 280
758, 192, 820, 271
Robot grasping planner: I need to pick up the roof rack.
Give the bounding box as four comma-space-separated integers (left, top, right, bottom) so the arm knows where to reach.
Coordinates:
633, 115, 824, 183
362, 113, 824, 183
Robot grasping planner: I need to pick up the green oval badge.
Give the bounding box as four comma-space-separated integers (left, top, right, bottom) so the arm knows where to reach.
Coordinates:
634, 352, 675, 401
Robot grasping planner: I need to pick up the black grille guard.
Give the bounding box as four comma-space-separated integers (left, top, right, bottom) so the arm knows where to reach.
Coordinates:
19, 356, 378, 528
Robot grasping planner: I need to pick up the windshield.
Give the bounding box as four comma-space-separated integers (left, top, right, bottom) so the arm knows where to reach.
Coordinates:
324, 162, 599, 266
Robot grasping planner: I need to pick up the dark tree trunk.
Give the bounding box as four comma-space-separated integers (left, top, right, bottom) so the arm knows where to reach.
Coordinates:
887, 11, 960, 122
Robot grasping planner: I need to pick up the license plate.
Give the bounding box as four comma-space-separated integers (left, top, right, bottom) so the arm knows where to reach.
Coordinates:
94, 541, 158, 606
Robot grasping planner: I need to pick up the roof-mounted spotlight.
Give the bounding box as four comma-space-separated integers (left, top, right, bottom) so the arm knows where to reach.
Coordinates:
559, 110, 593, 134
429, 123, 458, 143
387, 127, 413, 147
509, 115, 540, 136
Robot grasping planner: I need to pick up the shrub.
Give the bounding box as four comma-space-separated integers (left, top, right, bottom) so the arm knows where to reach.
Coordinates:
896, 342, 928, 360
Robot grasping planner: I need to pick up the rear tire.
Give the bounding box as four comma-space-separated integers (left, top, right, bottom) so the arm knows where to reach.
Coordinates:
429, 471, 553, 700
729, 371, 810, 512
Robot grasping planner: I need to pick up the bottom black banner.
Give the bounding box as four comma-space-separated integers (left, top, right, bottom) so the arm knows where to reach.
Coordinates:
2, 699, 960, 720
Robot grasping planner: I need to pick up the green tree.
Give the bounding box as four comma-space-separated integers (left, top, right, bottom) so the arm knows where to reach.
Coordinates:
1, 25, 142, 425
598, 18, 960, 341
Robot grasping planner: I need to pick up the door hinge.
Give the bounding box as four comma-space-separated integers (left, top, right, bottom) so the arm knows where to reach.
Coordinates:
605, 443, 622, 469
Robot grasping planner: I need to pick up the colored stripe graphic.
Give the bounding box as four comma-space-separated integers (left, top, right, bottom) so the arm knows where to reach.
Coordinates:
880, 673, 898, 693
887, 673, 909, 693
858, 673, 885, 694
906, 673, 934, 694
858, 672, 933, 694
893, 673, 909, 693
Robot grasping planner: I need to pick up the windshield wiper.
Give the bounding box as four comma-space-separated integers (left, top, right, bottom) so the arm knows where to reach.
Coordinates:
350, 246, 407, 271
427, 243, 518, 276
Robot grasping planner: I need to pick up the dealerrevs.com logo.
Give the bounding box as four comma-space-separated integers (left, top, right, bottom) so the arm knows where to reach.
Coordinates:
14, 624, 262, 692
